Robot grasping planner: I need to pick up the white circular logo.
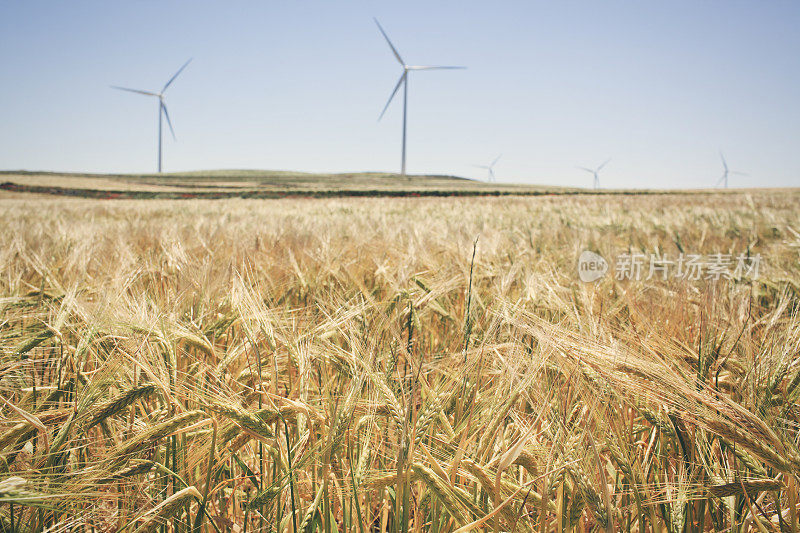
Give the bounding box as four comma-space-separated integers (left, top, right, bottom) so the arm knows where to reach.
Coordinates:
578, 250, 608, 282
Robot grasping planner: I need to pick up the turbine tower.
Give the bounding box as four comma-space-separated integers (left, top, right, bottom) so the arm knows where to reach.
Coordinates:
578, 158, 611, 189
111, 59, 192, 173
717, 152, 747, 188
374, 19, 465, 176
474, 154, 502, 182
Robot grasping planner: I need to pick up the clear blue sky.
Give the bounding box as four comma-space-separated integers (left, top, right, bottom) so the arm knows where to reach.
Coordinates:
1, 1, 798, 188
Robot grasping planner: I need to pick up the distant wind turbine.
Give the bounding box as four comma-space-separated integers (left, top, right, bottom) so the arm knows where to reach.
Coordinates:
374, 18, 465, 176
717, 152, 747, 188
111, 59, 192, 173
578, 158, 611, 189
474, 154, 502, 182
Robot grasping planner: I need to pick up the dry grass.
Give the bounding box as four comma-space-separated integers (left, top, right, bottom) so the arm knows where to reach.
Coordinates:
0, 191, 799, 532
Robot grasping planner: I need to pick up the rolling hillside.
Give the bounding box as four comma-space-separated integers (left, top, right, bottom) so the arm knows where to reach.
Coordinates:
0, 169, 571, 199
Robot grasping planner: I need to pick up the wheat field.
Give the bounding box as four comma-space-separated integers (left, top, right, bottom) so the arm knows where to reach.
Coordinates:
1, 191, 799, 532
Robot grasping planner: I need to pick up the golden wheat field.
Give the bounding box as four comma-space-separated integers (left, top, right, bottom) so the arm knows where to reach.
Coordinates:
1, 191, 800, 532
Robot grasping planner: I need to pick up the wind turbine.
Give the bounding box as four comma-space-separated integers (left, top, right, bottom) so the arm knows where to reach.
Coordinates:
578, 158, 611, 189
111, 59, 192, 173
717, 152, 747, 188
374, 18, 465, 176
474, 154, 502, 182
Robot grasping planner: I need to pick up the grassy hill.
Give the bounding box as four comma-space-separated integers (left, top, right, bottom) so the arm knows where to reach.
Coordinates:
3, 169, 794, 200
0, 169, 572, 199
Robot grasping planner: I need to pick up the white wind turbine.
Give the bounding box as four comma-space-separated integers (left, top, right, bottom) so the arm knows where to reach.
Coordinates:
578, 158, 611, 189
374, 18, 465, 176
474, 154, 502, 182
717, 152, 747, 188
111, 59, 192, 173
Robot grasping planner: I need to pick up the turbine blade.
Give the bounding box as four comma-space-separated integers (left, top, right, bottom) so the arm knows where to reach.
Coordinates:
715, 174, 725, 187
597, 158, 611, 171
731, 171, 749, 176
110, 86, 158, 97
162, 58, 192, 92
491, 154, 502, 166
161, 102, 176, 140
719, 151, 728, 171
472, 165, 490, 169
378, 72, 406, 121
406, 65, 467, 70
577, 167, 594, 173
374, 18, 405, 65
